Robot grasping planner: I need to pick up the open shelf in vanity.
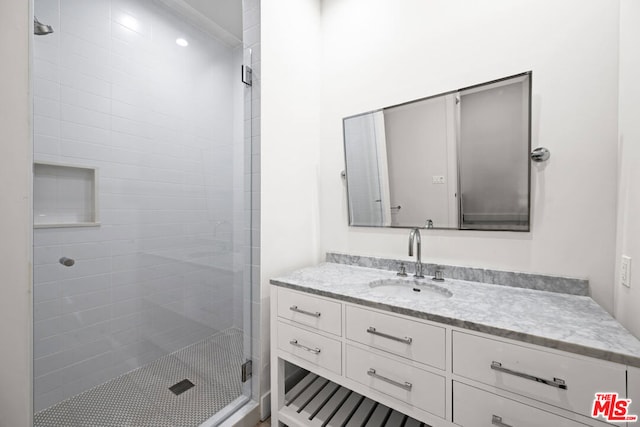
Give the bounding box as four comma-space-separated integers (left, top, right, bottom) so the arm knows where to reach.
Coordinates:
281, 369, 427, 427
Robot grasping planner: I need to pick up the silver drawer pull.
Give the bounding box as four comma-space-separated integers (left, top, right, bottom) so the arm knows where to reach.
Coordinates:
367, 368, 412, 391
289, 339, 321, 354
490, 361, 568, 390
289, 305, 321, 318
366, 327, 412, 344
492, 415, 513, 427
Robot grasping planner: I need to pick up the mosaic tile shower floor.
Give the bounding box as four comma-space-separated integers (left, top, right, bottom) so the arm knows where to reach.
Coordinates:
34, 329, 245, 427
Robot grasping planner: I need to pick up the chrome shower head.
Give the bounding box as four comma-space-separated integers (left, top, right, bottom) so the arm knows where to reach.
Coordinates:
34, 17, 54, 35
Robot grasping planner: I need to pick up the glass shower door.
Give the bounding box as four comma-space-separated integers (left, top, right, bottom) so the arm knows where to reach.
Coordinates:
32, 0, 253, 425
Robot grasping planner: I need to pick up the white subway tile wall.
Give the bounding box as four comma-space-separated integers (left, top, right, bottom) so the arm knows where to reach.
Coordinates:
33, 0, 249, 411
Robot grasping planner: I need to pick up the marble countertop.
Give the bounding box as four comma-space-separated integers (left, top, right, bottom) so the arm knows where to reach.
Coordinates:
271, 262, 640, 367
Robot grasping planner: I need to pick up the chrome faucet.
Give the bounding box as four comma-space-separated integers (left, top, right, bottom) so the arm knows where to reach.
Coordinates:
408, 228, 424, 278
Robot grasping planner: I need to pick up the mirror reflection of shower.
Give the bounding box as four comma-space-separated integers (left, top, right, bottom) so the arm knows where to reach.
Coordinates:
33, 17, 53, 35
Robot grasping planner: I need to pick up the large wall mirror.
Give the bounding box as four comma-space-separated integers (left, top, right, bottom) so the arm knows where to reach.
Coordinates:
343, 72, 532, 231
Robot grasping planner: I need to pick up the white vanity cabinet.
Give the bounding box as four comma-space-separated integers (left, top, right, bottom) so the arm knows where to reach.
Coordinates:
452, 331, 626, 420
272, 287, 450, 427
629, 366, 640, 408
345, 344, 446, 418
345, 305, 446, 370
453, 382, 588, 427
276, 288, 342, 336
277, 322, 342, 375
271, 285, 629, 427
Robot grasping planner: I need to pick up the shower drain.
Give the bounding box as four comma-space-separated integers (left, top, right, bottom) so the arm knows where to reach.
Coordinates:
169, 379, 195, 396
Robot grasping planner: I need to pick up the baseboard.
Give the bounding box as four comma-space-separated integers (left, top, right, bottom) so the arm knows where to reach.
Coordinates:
260, 390, 271, 421
221, 400, 260, 427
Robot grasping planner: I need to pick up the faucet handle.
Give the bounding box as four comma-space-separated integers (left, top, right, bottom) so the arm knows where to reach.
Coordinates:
433, 266, 445, 282
397, 262, 408, 277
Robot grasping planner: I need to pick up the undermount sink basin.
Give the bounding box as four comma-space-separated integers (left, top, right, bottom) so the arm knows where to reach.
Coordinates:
368, 278, 453, 299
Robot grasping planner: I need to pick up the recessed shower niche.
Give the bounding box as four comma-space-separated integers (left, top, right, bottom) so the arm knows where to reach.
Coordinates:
33, 162, 99, 228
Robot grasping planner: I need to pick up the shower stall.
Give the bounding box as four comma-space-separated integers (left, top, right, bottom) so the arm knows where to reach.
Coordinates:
31, 0, 256, 425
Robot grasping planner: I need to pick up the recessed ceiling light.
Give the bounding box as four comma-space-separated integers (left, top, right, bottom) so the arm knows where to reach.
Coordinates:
176, 38, 189, 47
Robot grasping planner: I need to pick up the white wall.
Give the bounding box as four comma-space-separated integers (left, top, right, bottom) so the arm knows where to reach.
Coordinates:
614, 0, 640, 335
318, 0, 620, 313
0, 0, 32, 425
260, 0, 322, 411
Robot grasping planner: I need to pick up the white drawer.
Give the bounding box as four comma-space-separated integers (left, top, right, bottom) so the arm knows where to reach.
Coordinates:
629, 366, 640, 406
277, 287, 342, 336
452, 331, 626, 418
453, 382, 588, 427
346, 305, 445, 369
277, 321, 342, 375
345, 344, 445, 418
